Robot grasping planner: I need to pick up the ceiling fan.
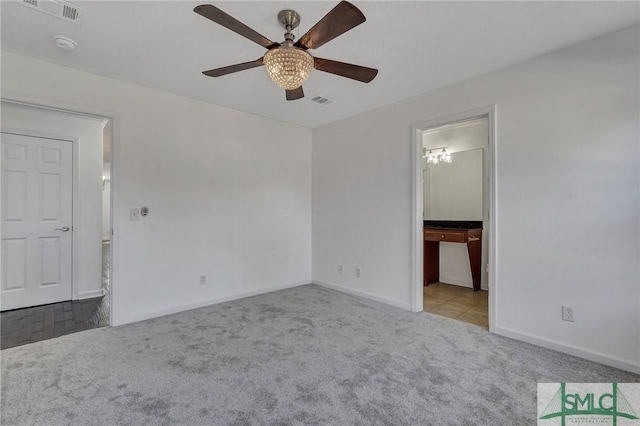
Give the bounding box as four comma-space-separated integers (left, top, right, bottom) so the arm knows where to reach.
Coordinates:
194, 1, 378, 101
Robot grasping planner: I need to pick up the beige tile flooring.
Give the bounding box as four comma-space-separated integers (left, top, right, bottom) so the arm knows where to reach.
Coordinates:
423, 282, 488, 329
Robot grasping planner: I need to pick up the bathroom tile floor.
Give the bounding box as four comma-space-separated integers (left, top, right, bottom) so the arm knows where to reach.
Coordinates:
0, 298, 103, 350
423, 282, 488, 329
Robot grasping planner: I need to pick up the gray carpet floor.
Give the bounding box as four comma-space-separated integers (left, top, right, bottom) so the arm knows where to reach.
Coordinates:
1, 284, 638, 425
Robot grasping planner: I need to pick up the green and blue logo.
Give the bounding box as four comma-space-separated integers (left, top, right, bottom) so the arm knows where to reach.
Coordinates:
538, 383, 640, 425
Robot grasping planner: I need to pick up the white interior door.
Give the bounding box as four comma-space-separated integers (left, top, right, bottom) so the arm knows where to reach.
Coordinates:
1, 132, 73, 311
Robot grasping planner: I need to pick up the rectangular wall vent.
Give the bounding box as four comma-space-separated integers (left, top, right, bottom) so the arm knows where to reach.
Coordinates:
310, 95, 333, 106
62, 4, 79, 21
16, 0, 83, 25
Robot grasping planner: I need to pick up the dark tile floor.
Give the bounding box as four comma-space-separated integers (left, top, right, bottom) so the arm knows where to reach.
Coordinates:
1, 242, 111, 350
1, 297, 104, 350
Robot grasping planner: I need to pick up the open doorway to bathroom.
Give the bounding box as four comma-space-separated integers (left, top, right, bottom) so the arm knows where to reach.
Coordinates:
412, 108, 495, 330
0, 100, 112, 349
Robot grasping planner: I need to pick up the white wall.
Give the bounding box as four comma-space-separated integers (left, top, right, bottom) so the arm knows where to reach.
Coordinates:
425, 150, 483, 221
2, 102, 105, 299
1, 51, 312, 326
423, 119, 489, 288
312, 26, 640, 372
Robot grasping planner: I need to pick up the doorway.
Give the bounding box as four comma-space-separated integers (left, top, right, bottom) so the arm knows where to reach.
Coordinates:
411, 106, 496, 331
0, 100, 112, 348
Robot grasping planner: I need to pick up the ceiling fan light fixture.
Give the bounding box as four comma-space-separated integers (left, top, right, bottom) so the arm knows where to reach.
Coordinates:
263, 46, 313, 90
194, 2, 377, 100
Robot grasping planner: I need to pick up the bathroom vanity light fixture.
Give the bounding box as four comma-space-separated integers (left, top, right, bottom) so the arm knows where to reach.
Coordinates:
426, 149, 439, 164
439, 148, 452, 163
423, 147, 453, 164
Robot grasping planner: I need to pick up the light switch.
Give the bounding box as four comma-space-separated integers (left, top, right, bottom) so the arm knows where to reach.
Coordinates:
129, 208, 140, 221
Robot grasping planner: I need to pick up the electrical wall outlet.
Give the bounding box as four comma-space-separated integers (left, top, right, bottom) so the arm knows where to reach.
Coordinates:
355, 268, 361, 278
200, 275, 206, 285
338, 265, 344, 275
562, 305, 575, 322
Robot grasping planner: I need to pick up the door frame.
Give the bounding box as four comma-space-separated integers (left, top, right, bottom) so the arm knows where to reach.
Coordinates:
1, 96, 117, 325
411, 105, 497, 331
1, 129, 77, 306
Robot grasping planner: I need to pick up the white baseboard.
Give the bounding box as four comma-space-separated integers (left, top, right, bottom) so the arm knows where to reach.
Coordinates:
312, 279, 412, 311
439, 276, 489, 291
112, 280, 309, 326
77, 289, 104, 300
493, 325, 640, 374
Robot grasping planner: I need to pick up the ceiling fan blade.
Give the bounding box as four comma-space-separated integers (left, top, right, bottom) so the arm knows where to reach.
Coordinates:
194, 5, 279, 49
202, 58, 264, 77
286, 87, 305, 101
295, 1, 366, 50
313, 57, 378, 83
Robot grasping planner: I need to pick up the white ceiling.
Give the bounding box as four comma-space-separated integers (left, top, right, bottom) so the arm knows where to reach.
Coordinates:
2, 1, 638, 128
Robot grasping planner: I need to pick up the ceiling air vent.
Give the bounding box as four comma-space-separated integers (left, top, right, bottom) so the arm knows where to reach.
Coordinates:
310, 95, 333, 106
16, 0, 83, 25
62, 4, 79, 21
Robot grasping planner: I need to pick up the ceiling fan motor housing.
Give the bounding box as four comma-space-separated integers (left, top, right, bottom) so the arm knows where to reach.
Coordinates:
278, 10, 300, 42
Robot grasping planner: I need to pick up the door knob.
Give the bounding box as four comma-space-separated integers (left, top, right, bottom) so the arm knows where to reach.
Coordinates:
55, 227, 70, 232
